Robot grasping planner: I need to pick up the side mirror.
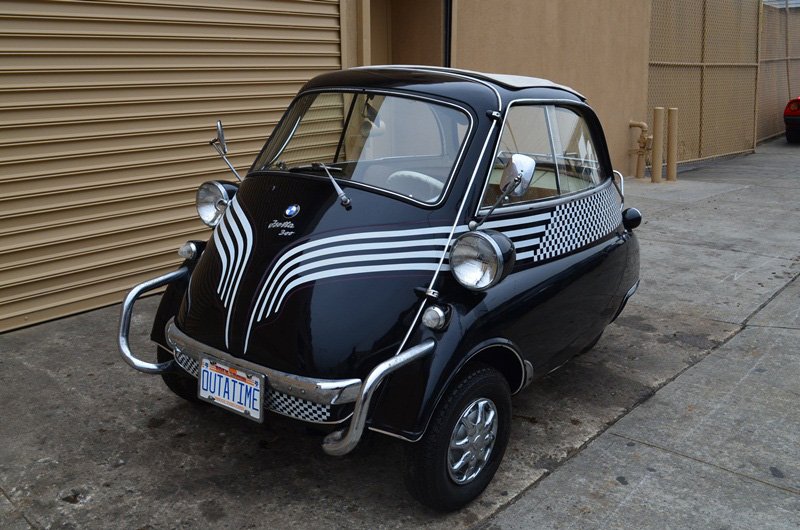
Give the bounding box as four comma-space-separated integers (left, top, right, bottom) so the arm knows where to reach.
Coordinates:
500, 154, 536, 197
215, 120, 228, 155
209, 120, 241, 181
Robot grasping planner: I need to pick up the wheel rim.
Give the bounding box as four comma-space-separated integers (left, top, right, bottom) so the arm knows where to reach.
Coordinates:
447, 397, 498, 484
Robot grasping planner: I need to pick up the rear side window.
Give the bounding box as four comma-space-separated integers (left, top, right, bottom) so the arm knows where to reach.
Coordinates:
481, 104, 603, 208
551, 107, 602, 193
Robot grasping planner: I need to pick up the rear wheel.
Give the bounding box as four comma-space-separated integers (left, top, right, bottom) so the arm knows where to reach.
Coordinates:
403, 364, 511, 511
156, 347, 201, 403
787, 129, 800, 144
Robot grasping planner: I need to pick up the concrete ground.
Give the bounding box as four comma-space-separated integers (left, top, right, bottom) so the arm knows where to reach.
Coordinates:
1, 138, 798, 529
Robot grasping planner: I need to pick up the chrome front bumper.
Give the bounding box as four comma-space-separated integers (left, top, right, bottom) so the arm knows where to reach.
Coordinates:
165, 319, 435, 455
165, 318, 362, 415
117, 270, 436, 455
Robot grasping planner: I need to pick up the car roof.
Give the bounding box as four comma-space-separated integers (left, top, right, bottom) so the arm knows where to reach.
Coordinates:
301, 66, 587, 112
362, 65, 585, 99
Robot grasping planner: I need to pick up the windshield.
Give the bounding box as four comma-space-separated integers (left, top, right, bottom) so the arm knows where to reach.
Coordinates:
252, 91, 471, 204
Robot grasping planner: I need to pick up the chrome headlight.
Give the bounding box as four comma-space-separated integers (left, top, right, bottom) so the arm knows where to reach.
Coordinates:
196, 181, 232, 227
450, 230, 515, 291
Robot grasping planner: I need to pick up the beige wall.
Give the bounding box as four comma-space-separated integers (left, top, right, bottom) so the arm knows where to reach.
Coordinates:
389, 0, 444, 65
370, 0, 392, 64
362, 0, 444, 66
451, 0, 651, 173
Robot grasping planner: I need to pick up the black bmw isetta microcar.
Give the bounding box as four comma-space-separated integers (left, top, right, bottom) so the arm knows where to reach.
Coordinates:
119, 66, 641, 511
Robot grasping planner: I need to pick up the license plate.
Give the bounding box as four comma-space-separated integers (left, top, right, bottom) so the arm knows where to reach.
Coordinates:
198, 357, 264, 422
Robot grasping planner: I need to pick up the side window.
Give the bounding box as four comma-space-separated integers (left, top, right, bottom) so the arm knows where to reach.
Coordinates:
482, 106, 558, 207
481, 104, 603, 208
551, 107, 602, 193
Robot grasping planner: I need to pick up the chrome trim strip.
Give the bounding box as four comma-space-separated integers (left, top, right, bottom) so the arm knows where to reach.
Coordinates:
625, 279, 640, 300
322, 339, 436, 456
394, 120, 500, 356
466, 342, 527, 395
612, 279, 640, 323
543, 106, 562, 194
613, 169, 625, 209
165, 318, 362, 405
118, 268, 188, 374
477, 178, 615, 216
368, 426, 420, 443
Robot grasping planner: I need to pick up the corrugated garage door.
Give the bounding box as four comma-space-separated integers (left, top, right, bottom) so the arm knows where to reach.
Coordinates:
0, 0, 342, 331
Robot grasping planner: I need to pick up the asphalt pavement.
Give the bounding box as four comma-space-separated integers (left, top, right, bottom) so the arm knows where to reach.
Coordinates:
485, 139, 800, 529
1, 138, 798, 529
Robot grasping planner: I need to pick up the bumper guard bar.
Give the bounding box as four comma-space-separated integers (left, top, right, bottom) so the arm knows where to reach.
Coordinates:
322, 339, 436, 456
118, 267, 188, 374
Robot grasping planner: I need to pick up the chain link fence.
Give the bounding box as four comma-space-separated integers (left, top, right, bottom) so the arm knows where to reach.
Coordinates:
648, 0, 798, 164
758, 0, 799, 141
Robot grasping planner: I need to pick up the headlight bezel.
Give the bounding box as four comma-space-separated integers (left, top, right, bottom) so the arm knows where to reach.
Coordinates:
196, 180, 236, 227
450, 230, 516, 291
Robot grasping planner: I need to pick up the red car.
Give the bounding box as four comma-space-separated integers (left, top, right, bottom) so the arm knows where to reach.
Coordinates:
786, 97, 800, 143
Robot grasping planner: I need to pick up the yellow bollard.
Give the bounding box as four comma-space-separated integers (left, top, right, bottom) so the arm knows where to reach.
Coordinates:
666, 107, 678, 181
650, 107, 664, 183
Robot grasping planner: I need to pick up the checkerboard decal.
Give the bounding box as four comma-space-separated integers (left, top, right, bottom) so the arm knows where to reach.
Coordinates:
265, 391, 332, 422
532, 184, 621, 262
175, 350, 200, 377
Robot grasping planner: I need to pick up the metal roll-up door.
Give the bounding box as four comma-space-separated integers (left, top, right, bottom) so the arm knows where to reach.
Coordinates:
0, 0, 343, 331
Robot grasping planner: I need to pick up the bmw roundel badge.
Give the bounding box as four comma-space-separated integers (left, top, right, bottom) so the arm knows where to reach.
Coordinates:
284, 204, 300, 218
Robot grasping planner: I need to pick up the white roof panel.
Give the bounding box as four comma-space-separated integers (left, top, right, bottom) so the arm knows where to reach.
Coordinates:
355, 65, 585, 99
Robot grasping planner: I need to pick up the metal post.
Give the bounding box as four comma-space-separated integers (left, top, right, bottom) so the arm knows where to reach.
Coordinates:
667, 108, 678, 181
629, 121, 649, 179
651, 107, 665, 183
635, 143, 646, 180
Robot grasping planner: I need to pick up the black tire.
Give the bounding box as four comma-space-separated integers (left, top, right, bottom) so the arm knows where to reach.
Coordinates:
156, 347, 201, 403
403, 364, 511, 512
787, 129, 800, 144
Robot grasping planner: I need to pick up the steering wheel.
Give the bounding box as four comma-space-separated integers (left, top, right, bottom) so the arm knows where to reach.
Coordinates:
386, 171, 444, 202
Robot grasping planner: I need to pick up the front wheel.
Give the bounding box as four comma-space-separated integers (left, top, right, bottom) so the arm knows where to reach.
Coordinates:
403, 364, 512, 511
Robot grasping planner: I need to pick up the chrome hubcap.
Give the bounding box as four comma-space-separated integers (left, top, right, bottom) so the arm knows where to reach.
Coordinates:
447, 398, 498, 484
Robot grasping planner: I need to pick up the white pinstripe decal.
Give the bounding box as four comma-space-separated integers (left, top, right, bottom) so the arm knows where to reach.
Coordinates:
213, 197, 253, 348
263, 250, 446, 317
242, 226, 457, 352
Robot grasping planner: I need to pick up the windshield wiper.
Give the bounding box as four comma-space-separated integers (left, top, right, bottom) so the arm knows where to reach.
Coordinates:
281, 163, 351, 210
285, 163, 343, 173
313, 162, 351, 210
